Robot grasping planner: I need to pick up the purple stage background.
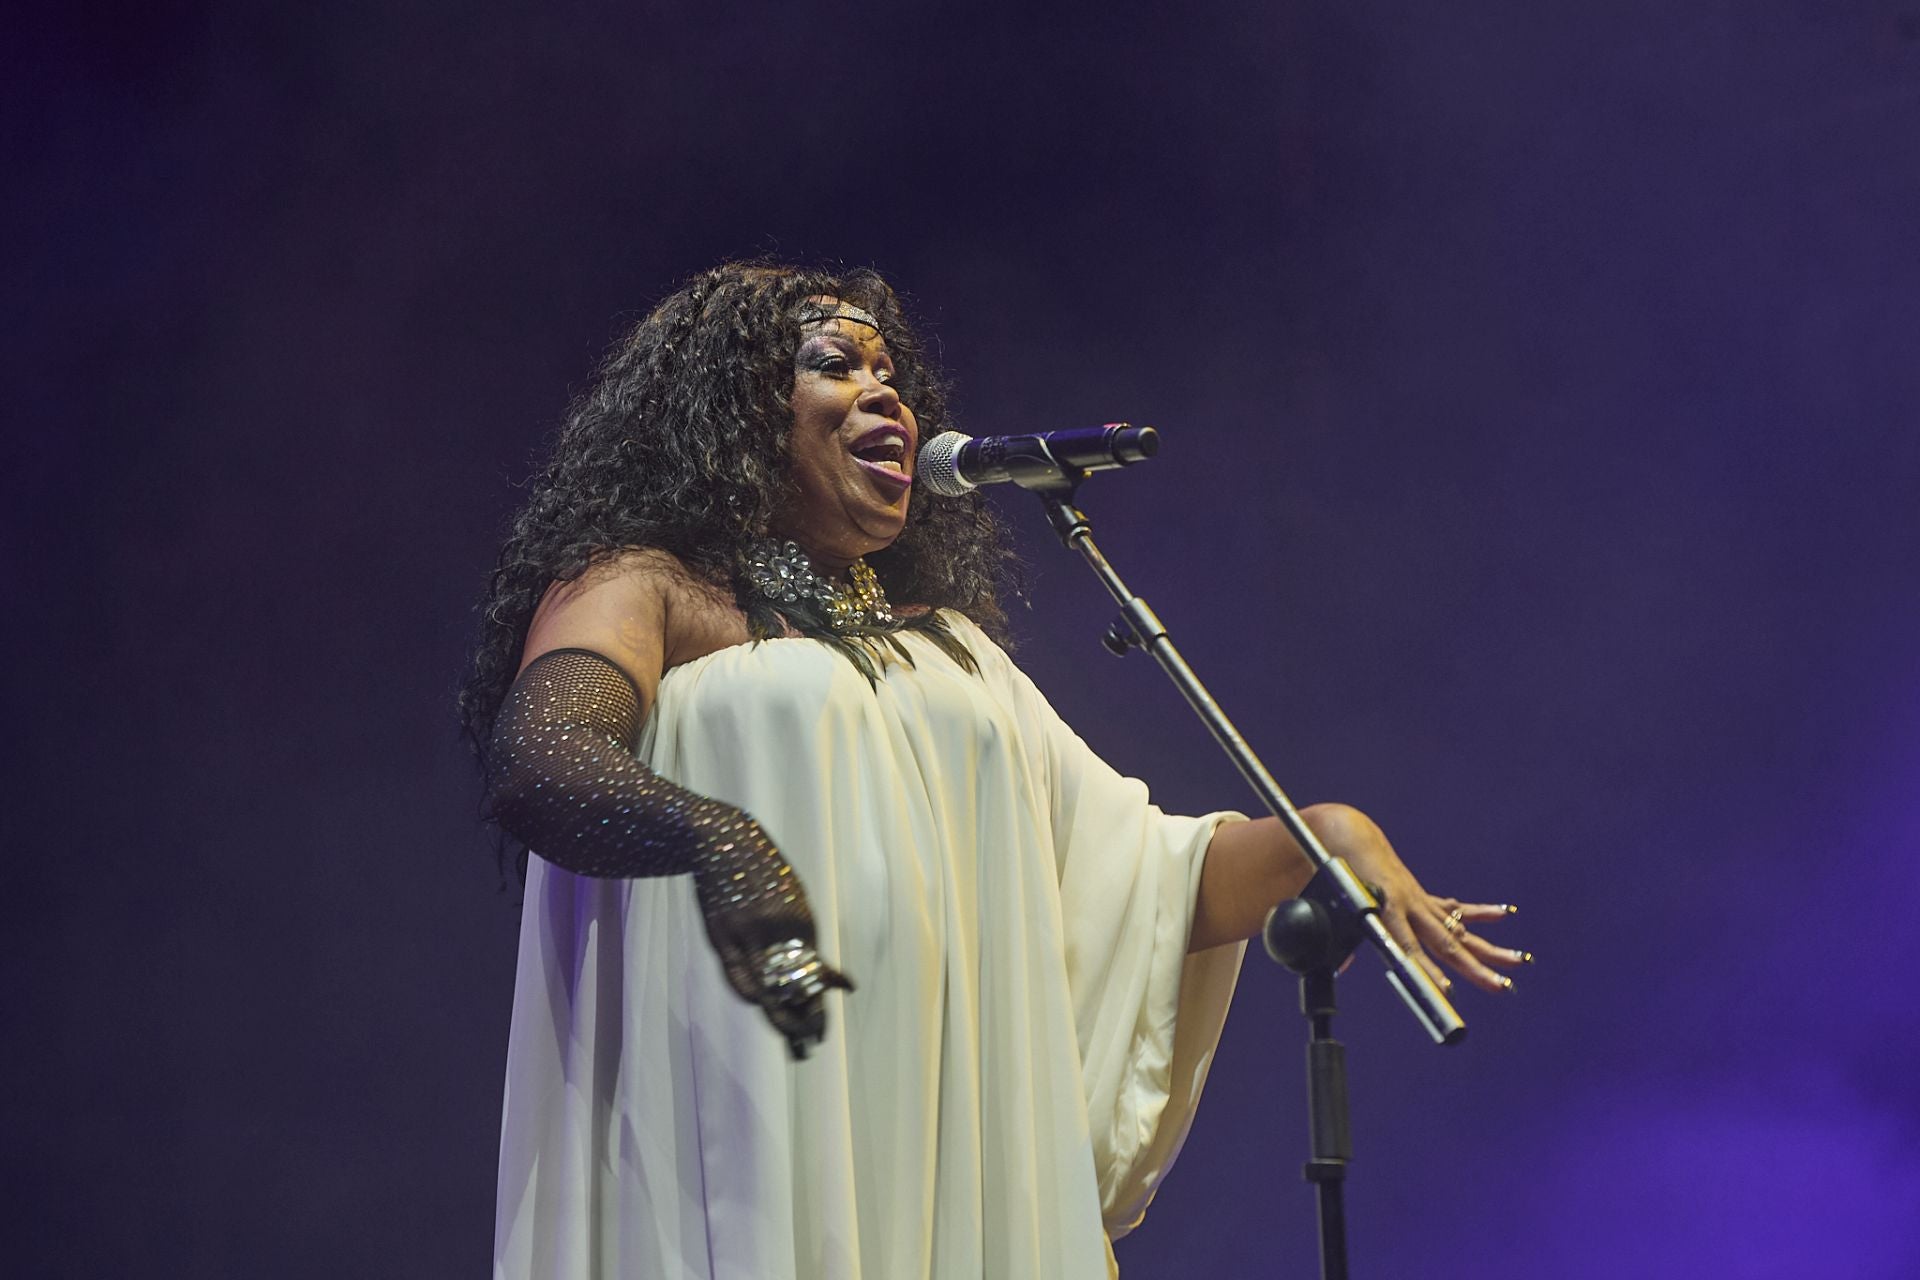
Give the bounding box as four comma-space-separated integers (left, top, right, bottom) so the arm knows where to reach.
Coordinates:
8, 3, 1918, 1275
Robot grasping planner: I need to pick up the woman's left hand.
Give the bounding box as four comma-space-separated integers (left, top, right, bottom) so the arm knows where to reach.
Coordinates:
1304, 803, 1530, 994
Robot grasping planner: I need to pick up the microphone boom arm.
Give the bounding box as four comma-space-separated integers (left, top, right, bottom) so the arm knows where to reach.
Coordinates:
1027, 467, 1466, 1047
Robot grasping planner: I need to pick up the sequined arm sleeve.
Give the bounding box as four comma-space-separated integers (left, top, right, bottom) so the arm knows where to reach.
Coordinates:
488, 647, 850, 1057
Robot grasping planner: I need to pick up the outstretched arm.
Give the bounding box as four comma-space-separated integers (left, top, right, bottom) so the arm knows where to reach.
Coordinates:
1190, 805, 1526, 994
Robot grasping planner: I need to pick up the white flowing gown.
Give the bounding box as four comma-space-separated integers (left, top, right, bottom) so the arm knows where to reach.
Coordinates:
494, 615, 1245, 1279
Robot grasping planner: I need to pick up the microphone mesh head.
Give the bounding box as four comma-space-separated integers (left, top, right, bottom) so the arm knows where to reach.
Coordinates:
916, 431, 975, 498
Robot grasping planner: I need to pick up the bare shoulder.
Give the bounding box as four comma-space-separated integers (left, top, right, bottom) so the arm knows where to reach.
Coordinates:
654, 555, 756, 670
521, 548, 751, 707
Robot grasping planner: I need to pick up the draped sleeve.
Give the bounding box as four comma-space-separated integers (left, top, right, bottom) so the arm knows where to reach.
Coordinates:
959, 618, 1248, 1237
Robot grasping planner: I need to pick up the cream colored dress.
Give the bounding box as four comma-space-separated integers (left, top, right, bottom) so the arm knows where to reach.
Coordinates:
493, 614, 1244, 1279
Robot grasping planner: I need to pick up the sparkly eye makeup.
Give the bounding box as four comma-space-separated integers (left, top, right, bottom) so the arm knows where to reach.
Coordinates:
797, 335, 897, 387
795, 337, 846, 371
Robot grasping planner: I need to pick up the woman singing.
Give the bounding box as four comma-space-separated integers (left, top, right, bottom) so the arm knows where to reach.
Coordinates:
461, 262, 1524, 1279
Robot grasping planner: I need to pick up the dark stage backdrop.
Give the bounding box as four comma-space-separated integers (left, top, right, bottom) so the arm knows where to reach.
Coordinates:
8, 2, 1917, 1276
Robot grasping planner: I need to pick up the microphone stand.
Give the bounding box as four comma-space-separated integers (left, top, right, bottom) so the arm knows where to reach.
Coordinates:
1264, 871, 1372, 1280
1016, 466, 1467, 1277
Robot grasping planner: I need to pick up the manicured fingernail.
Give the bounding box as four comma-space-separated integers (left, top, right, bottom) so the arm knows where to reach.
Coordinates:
1499, 975, 1515, 991
1502, 904, 1519, 915
1513, 949, 1534, 964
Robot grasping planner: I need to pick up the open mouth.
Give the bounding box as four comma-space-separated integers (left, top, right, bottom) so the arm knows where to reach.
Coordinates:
851, 437, 908, 472
849, 428, 912, 486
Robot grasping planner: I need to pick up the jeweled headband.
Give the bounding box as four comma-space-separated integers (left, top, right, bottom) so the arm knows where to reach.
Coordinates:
792, 299, 883, 336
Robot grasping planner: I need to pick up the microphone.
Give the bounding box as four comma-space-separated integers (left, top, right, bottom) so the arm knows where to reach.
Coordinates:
917, 425, 1159, 497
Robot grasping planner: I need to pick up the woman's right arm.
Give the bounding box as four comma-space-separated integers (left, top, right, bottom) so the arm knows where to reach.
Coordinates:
488, 552, 850, 1058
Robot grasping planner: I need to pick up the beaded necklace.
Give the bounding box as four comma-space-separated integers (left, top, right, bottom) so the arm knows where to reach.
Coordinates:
746, 539, 895, 633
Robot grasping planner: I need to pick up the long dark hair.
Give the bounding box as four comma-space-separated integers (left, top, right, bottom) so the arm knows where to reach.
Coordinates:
459, 261, 1012, 772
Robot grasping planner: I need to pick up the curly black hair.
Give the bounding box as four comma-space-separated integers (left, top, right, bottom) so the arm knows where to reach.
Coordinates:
459, 260, 1013, 773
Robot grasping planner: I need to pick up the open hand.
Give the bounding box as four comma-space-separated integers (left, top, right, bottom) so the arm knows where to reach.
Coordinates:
1304, 803, 1531, 995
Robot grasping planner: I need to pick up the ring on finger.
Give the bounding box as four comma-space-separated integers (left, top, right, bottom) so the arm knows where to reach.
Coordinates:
1442, 913, 1463, 934
759, 939, 827, 1004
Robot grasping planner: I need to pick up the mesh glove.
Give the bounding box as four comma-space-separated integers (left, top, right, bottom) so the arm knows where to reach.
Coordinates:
489, 647, 852, 1058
